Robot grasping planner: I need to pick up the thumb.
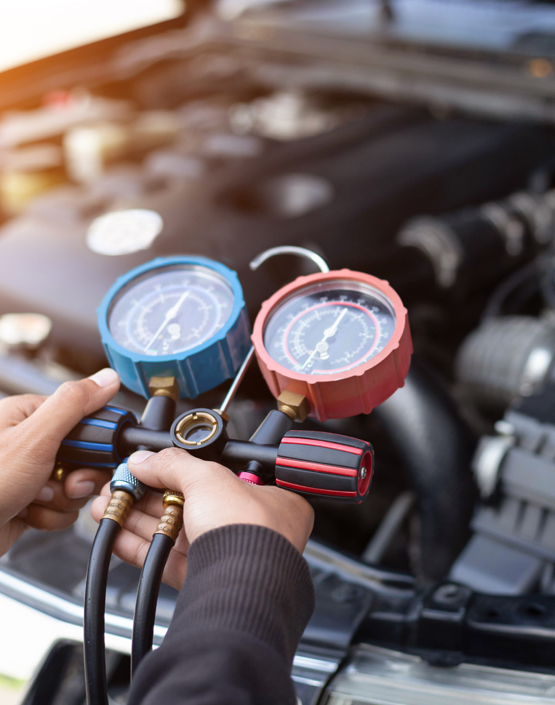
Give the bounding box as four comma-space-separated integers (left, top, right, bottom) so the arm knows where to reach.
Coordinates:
17, 368, 120, 462
128, 447, 228, 494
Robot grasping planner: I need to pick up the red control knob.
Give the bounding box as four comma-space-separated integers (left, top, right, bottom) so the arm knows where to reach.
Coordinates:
275, 430, 374, 503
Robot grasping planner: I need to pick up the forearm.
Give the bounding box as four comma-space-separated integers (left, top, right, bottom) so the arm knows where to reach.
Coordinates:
129, 524, 315, 705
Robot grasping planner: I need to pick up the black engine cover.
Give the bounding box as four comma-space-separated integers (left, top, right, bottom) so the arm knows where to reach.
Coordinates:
0, 104, 551, 357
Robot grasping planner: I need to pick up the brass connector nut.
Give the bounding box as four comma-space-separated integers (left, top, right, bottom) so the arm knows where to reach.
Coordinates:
149, 376, 180, 401
155, 504, 184, 542
163, 489, 185, 508
277, 390, 309, 422
102, 490, 134, 527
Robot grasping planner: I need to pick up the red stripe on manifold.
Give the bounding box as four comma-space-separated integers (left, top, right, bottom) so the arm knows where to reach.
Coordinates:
276, 479, 357, 497
281, 437, 363, 455
276, 457, 357, 477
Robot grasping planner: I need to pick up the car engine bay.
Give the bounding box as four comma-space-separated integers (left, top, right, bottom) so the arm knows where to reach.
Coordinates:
5, 1, 555, 703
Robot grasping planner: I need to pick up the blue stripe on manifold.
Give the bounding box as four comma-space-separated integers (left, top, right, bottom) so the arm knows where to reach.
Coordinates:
104, 406, 127, 415
80, 419, 118, 430
60, 440, 113, 452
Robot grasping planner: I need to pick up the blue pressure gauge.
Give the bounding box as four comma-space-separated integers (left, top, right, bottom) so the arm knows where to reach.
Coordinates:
98, 256, 251, 399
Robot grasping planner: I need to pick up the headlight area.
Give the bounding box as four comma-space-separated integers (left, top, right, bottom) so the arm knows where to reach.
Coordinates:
0, 583, 341, 705
324, 645, 555, 705
0, 592, 83, 698
0, 572, 133, 704
0, 540, 367, 704
0, 562, 138, 703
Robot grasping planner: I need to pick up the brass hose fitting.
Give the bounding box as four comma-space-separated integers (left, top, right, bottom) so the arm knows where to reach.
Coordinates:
102, 490, 134, 527
154, 490, 184, 542
51, 461, 69, 483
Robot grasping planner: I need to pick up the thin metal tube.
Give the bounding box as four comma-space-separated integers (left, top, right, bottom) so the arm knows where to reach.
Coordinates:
219, 346, 256, 414
249, 245, 330, 274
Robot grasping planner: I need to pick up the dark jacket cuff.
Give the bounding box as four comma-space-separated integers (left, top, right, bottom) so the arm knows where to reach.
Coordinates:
169, 524, 315, 664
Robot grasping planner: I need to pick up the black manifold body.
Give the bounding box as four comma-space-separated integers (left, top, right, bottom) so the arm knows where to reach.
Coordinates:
56, 404, 374, 503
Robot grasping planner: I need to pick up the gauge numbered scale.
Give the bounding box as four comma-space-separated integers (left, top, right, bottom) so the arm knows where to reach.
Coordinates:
253, 270, 412, 421
98, 256, 251, 398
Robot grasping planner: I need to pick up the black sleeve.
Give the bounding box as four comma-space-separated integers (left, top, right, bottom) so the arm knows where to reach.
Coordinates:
128, 524, 315, 705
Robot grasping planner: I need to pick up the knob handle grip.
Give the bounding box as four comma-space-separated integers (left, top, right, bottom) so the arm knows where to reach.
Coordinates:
275, 430, 373, 503
56, 405, 137, 469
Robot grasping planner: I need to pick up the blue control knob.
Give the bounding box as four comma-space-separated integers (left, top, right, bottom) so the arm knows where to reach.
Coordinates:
97, 256, 251, 399
57, 406, 137, 469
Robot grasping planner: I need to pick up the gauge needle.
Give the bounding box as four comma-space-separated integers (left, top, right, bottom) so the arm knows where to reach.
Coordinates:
301, 308, 348, 370
144, 291, 189, 351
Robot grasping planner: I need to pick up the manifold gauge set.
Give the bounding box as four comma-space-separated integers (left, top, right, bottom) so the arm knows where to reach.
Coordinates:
53, 249, 412, 705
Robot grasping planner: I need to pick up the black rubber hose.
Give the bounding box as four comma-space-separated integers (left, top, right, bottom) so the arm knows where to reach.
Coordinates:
131, 532, 174, 677
372, 356, 476, 581
84, 518, 121, 705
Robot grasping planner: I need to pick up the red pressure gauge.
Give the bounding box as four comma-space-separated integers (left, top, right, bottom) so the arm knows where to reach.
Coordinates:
252, 270, 412, 421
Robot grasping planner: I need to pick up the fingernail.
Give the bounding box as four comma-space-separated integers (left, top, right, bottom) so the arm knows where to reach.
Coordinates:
129, 450, 155, 465
18, 508, 27, 519
71, 480, 95, 499
89, 368, 119, 388
37, 485, 54, 503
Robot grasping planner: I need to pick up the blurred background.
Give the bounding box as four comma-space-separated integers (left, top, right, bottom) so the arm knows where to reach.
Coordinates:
5, 1, 555, 703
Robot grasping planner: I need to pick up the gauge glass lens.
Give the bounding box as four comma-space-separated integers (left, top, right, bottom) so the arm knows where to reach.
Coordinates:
263, 280, 396, 375
108, 265, 234, 357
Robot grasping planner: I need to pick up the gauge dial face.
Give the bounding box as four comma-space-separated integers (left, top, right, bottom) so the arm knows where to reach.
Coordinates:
108, 265, 234, 357
263, 280, 396, 375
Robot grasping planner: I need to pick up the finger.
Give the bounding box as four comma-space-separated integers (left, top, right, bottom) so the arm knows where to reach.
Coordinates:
128, 448, 231, 494
121, 504, 162, 543
111, 527, 188, 591
15, 369, 120, 464
64, 468, 112, 501
22, 504, 79, 532
31, 480, 89, 512
91, 494, 109, 524
133, 489, 165, 518
0, 518, 28, 557
99, 482, 111, 498
0, 395, 47, 431
32, 468, 111, 512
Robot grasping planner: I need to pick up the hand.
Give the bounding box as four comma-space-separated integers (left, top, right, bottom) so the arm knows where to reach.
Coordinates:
91, 448, 315, 591
0, 368, 120, 556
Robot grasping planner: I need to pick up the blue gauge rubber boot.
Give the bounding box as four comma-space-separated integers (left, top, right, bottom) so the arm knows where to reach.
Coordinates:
97, 256, 251, 400
56, 406, 138, 470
